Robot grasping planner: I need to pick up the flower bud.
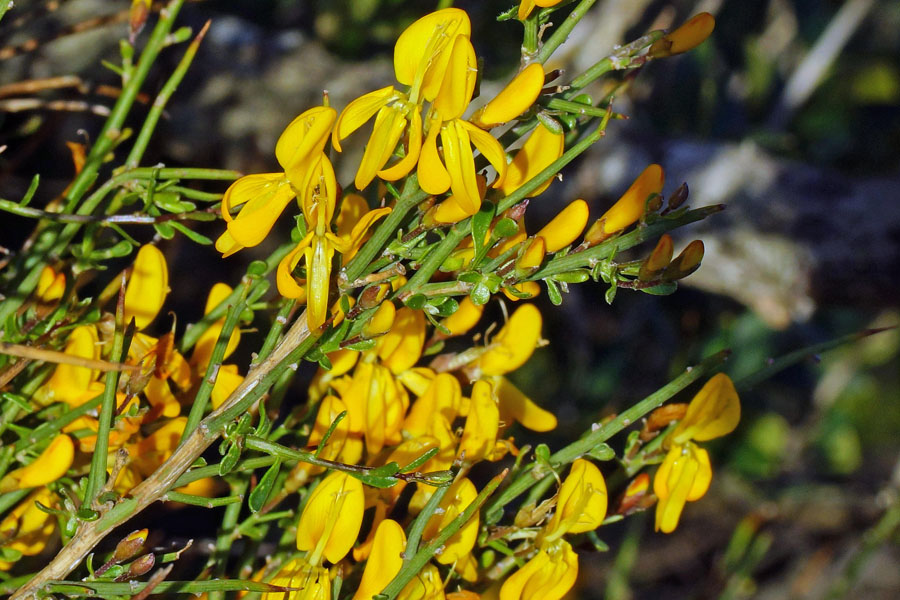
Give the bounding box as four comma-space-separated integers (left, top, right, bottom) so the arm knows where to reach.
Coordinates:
649, 13, 716, 58
638, 234, 674, 281
535, 199, 590, 253
584, 164, 664, 246
470, 63, 545, 128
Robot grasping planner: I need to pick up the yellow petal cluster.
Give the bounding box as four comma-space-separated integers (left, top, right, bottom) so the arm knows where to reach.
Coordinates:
654, 373, 740, 532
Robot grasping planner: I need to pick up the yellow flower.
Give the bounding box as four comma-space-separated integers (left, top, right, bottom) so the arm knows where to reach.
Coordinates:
438, 297, 484, 338
534, 199, 589, 252
492, 376, 556, 432
500, 538, 578, 600
34, 324, 101, 407
133, 417, 187, 477
403, 373, 461, 437
422, 478, 479, 565
649, 13, 716, 58
352, 519, 406, 600
334, 9, 472, 190
671, 373, 740, 445
276, 156, 390, 330
417, 35, 508, 217
470, 63, 545, 129
190, 283, 241, 369
124, 244, 169, 330
304, 395, 363, 473
397, 563, 445, 600
497, 122, 564, 199
296, 471, 364, 565
541, 458, 607, 542
583, 164, 664, 245
216, 106, 336, 256
0, 434, 74, 492
475, 303, 542, 377
457, 379, 500, 463
0, 488, 59, 570
517, 0, 564, 21
262, 557, 331, 600
36, 265, 66, 303
653, 441, 712, 533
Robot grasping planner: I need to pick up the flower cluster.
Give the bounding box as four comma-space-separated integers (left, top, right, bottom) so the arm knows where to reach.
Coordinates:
0, 3, 729, 598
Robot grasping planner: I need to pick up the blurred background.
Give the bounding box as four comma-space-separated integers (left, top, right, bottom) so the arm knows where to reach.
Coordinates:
1, 0, 898, 598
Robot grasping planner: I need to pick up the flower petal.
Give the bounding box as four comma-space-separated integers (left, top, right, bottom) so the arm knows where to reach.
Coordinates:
275, 105, 336, 173
355, 105, 407, 191
418, 118, 451, 195
432, 35, 477, 120
276, 236, 312, 301
223, 175, 295, 249
333, 86, 395, 152
499, 122, 564, 197
442, 120, 481, 216
124, 244, 169, 330
535, 199, 589, 252
378, 108, 423, 182
471, 63, 544, 128
393, 9, 471, 99
462, 120, 508, 187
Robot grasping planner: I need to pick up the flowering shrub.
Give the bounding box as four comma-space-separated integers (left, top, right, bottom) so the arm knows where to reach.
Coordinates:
0, 2, 769, 599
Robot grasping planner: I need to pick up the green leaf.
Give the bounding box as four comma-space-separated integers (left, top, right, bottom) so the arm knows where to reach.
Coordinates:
219, 442, 241, 476
404, 294, 427, 310
152, 221, 175, 239
470, 282, 491, 305
493, 217, 519, 239
641, 282, 678, 296
545, 278, 563, 305
552, 269, 590, 283
605, 282, 617, 305
248, 459, 281, 513
315, 411, 347, 457
169, 222, 212, 245
586, 443, 615, 461
345, 339, 377, 352
472, 201, 495, 256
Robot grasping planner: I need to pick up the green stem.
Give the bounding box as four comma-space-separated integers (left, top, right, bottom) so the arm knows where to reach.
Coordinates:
536, 0, 598, 65
125, 21, 210, 169
173, 456, 278, 488
381, 471, 506, 599
208, 478, 250, 600
342, 175, 427, 283
40, 580, 293, 596
82, 282, 128, 508
180, 275, 254, 442
163, 491, 244, 508
485, 350, 731, 524
528, 206, 723, 280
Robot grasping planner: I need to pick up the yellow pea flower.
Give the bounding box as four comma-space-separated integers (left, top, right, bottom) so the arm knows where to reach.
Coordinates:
0, 488, 58, 570
498, 122, 564, 198
439, 297, 484, 337
541, 458, 607, 542
671, 373, 740, 445
649, 13, 716, 58
334, 9, 472, 190
216, 106, 336, 256
458, 379, 500, 463
262, 557, 331, 600
309, 349, 361, 402
377, 307, 426, 374
423, 477, 479, 565
499, 539, 578, 600
352, 519, 406, 600
397, 563, 445, 600
364, 301, 396, 338
583, 164, 664, 245
304, 395, 363, 474
191, 283, 241, 369
277, 156, 390, 330
36, 265, 66, 303
476, 303, 542, 377
515, 236, 546, 271
133, 417, 186, 477
34, 324, 100, 407
210, 364, 244, 410
0, 434, 74, 492
403, 373, 461, 436
296, 471, 364, 565
517, 0, 564, 21
502, 281, 541, 303
535, 199, 589, 252
417, 35, 508, 217
493, 375, 556, 432
124, 244, 169, 330
470, 63, 545, 129
653, 442, 712, 533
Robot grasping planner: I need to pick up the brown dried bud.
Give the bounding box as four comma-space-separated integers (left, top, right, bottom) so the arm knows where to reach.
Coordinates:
113, 529, 148, 563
